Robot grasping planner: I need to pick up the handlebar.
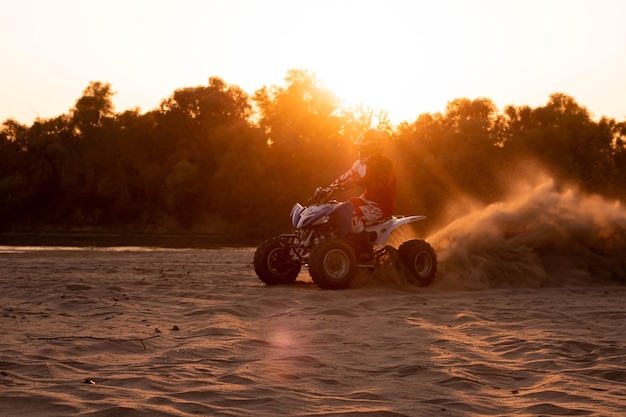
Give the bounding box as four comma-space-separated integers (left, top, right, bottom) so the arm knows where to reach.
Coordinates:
310, 185, 341, 204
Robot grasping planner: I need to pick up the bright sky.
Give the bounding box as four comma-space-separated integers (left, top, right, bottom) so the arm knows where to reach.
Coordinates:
1, 0, 626, 126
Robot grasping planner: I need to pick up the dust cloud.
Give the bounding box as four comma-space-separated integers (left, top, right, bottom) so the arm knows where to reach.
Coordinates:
428, 178, 626, 289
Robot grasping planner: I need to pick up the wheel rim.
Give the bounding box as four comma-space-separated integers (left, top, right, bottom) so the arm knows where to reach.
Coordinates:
414, 250, 433, 276
268, 247, 292, 276
323, 248, 350, 279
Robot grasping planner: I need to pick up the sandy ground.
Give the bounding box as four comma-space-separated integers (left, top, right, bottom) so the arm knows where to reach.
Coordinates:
1, 246, 625, 417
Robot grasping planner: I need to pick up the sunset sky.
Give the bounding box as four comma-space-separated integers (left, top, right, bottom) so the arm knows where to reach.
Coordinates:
1, 0, 625, 126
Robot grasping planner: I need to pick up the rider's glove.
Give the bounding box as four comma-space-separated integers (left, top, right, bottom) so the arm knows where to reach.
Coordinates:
314, 187, 328, 201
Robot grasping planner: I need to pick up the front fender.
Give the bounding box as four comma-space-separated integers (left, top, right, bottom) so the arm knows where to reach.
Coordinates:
333, 201, 353, 238
290, 203, 304, 228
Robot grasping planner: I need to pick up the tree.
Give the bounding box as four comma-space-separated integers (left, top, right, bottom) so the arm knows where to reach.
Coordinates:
0, 120, 31, 228
392, 98, 508, 230
393, 112, 449, 223
254, 69, 351, 212
72, 81, 115, 136
4, 69, 626, 238
156, 77, 258, 228
503, 93, 613, 192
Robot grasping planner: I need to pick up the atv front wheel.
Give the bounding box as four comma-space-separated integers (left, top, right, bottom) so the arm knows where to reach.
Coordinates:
398, 239, 437, 286
309, 240, 357, 289
254, 237, 301, 285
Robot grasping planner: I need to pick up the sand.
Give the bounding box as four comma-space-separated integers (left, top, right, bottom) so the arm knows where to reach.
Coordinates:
2, 180, 626, 416
1, 245, 625, 417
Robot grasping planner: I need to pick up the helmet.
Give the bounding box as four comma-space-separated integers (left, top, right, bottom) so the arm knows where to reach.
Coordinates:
354, 129, 387, 162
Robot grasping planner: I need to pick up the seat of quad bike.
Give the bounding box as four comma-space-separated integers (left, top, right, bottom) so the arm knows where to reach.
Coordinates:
367, 217, 393, 226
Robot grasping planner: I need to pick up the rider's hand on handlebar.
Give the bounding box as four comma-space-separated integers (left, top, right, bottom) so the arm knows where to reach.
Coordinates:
312, 184, 345, 202
313, 186, 330, 201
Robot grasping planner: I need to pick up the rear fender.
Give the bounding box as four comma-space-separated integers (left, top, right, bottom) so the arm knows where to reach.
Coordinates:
393, 215, 426, 228
367, 215, 426, 247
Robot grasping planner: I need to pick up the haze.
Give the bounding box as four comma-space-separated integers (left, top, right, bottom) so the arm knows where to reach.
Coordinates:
1, 0, 625, 125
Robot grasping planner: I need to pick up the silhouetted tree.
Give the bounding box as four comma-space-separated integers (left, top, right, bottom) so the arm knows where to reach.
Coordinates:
503, 93, 614, 193
72, 81, 115, 136
254, 69, 352, 213
156, 77, 257, 228
0, 119, 30, 228
2, 71, 626, 240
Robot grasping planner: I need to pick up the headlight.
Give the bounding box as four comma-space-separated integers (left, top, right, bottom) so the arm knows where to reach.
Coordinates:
312, 215, 329, 226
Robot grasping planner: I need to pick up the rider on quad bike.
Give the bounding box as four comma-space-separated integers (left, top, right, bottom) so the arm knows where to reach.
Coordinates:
253, 129, 437, 289
329, 129, 396, 262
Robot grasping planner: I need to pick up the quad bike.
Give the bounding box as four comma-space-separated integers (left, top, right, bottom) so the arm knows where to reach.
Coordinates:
253, 186, 437, 289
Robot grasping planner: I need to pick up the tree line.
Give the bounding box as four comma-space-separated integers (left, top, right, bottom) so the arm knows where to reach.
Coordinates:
1, 69, 625, 240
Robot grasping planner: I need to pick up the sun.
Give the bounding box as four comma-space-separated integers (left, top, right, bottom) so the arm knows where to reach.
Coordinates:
317, 63, 446, 125
267, 2, 456, 125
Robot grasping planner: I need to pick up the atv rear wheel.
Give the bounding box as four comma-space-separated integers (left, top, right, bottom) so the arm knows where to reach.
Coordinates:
398, 239, 437, 286
309, 240, 357, 289
254, 237, 301, 285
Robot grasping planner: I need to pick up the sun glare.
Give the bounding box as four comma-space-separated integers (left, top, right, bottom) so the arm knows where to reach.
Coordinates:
319, 64, 448, 124
271, 1, 481, 124
127, 0, 626, 125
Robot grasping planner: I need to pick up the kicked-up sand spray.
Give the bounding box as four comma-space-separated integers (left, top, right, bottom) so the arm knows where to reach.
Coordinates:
428, 178, 626, 289
356, 176, 626, 289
